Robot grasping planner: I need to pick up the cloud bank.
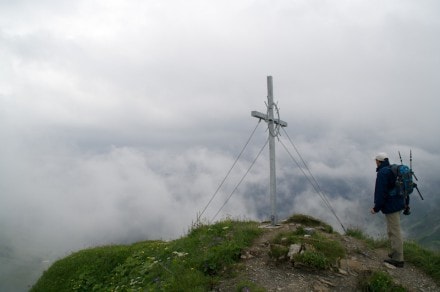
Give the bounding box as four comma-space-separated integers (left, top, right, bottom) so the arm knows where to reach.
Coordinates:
1, 0, 439, 290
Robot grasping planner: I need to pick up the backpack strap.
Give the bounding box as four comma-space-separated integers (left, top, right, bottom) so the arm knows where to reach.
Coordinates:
387, 164, 400, 197
389, 164, 398, 176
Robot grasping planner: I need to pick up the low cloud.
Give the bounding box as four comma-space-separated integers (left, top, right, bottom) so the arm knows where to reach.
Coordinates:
1, 1, 439, 291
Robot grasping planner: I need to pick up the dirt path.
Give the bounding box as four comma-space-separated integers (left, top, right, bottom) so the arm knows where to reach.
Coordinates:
215, 223, 439, 291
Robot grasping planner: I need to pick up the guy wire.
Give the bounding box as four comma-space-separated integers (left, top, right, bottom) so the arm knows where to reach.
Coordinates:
198, 120, 262, 222
280, 128, 346, 232
210, 137, 269, 223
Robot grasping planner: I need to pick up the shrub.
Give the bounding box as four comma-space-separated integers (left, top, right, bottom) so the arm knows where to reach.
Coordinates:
293, 251, 329, 270
358, 270, 405, 291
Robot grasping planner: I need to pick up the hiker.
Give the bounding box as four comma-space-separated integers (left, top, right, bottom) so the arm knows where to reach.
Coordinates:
370, 152, 405, 268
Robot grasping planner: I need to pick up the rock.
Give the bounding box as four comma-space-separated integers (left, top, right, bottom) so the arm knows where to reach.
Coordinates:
278, 255, 286, 261
240, 251, 254, 259
384, 262, 397, 269
287, 244, 302, 260
318, 278, 336, 287
338, 268, 348, 275
304, 227, 316, 235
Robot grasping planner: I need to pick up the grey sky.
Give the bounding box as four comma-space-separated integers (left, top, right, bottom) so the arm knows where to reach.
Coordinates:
1, 0, 440, 290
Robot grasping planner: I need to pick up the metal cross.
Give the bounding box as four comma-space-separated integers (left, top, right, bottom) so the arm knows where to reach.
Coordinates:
251, 76, 288, 225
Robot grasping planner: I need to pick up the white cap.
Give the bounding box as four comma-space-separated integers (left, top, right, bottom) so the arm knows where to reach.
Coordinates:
374, 152, 388, 161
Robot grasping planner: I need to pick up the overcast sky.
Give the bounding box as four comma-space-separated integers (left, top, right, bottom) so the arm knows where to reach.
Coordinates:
1, 0, 439, 290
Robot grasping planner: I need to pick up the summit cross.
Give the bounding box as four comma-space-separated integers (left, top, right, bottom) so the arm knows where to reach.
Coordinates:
251, 76, 288, 226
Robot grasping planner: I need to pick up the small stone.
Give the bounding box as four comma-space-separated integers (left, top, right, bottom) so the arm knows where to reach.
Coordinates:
240, 251, 254, 259
287, 244, 302, 260
384, 262, 397, 269
278, 255, 286, 261
319, 278, 336, 287
338, 268, 348, 275
304, 227, 316, 235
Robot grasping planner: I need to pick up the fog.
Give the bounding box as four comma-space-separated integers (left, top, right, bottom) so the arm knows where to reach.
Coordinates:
1, 0, 439, 290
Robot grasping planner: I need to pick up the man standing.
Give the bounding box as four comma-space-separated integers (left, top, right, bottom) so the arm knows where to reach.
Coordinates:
370, 152, 405, 268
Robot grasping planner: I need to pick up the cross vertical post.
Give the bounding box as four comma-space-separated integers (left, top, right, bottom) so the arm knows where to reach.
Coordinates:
267, 76, 277, 225
251, 76, 288, 226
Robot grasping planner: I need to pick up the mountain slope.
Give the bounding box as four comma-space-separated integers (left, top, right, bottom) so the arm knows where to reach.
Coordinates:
31, 214, 439, 291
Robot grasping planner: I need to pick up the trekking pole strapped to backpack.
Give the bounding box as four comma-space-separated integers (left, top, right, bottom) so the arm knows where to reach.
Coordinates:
390, 150, 424, 215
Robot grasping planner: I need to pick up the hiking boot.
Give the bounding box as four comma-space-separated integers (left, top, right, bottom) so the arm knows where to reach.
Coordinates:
384, 259, 404, 268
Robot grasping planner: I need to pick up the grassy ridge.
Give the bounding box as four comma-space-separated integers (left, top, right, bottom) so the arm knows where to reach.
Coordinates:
32, 217, 440, 291
31, 220, 261, 291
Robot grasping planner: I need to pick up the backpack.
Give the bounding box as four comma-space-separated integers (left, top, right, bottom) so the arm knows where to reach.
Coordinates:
389, 164, 415, 197
388, 151, 424, 215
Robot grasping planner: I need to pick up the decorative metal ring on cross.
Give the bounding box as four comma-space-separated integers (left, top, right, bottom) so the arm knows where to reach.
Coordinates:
267, 102, 281, 137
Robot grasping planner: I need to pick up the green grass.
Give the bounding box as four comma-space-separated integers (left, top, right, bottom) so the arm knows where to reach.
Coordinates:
404, 241, 440, 284
30, 245, 132, 291
31, 219, 262, 292
346, 228, 440, 285
286, 214, 333, 233
345, 228, 367, 240
293, 251, 329, 270
358, 270, 406, 291
345, 228, 389, 249
270, 226, 345, 269
31, 215, 440, 291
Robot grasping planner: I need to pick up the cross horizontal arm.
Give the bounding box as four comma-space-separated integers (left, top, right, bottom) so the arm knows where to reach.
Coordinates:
251, 111, 288, 127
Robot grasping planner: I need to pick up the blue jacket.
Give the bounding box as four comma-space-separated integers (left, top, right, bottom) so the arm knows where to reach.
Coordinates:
373, 160, 405, 214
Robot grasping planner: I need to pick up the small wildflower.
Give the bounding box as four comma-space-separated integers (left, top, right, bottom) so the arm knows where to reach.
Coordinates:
173, 251, 188, 257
